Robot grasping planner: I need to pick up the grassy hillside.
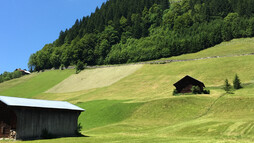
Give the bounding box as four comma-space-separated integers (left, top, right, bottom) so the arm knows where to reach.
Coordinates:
46, 65, 142, 93
2, 38, 254, 142
43, 55, 253, 104
161, 38, 254, 61
0, 70, 74, 98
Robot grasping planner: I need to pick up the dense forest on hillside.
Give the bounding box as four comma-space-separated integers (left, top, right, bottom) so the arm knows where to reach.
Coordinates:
28, 0, 254, 71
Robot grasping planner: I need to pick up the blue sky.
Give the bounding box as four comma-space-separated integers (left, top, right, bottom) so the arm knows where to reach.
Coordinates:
0, 0, 107, 74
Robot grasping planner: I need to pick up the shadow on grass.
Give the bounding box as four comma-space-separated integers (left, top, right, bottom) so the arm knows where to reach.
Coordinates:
20, 134, 90, 141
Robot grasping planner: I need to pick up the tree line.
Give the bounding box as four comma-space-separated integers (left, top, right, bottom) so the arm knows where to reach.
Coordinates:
0, 71, 23, 83
28, 0, 254, 71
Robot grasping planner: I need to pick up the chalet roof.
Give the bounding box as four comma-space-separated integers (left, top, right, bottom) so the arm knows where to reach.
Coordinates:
173, 75, 205, 87
15, 69, 31, 74
24, 70, 31, 74
0, 96, 84, 111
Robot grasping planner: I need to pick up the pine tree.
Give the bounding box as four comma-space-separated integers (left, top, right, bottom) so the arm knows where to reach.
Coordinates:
224, 79, 232, 93
233, 74, 242, 89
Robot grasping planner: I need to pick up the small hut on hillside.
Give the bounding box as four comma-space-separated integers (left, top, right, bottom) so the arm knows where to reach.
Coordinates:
173, 75, 205, 93
0, 96, 84, 140
15, 68, 31, 75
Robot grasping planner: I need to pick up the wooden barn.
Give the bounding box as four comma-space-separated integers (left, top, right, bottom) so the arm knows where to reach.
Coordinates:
0, 96, 84, 140
173, 75, 205, 93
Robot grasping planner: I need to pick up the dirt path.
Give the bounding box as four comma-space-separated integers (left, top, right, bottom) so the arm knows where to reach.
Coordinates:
195, 93, 227, 119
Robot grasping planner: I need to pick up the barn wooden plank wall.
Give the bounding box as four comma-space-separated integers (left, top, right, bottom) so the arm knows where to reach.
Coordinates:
13, 107, 80, 139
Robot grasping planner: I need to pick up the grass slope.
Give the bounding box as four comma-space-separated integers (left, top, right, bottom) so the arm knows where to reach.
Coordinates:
54, 55, 254, 104
46, 65, 142, 93
0, 69, 74, 98
2, 38, 254, 142
161, 38, 254, 60
77, 100, 143, 130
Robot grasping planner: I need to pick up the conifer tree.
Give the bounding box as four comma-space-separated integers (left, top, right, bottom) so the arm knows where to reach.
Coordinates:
224, 79, 232, 93
233, 74, 242, 89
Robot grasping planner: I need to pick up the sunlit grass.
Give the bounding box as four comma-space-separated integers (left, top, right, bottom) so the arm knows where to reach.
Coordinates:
160, 38, 254, 61
1, 38, 254, 142
0, 69, 74, 98
46, 65, 142, 93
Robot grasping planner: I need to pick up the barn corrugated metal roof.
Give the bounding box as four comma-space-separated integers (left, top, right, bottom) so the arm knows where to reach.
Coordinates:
0, 96, 84, 111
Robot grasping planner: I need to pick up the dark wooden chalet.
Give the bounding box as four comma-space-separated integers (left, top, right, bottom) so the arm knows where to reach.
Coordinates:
173, 75, 205, 93
0, 96, 84, 140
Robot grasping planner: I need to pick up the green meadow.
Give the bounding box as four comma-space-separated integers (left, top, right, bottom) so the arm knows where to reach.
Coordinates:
160, 38, 254, 61
0, 70, 74, 98
1, 38, 254, 142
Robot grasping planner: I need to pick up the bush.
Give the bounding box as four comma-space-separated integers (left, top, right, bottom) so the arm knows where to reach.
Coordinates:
203, 88, 210, 94
172, 89, 179, 96
76, 123, 83, 136
223, 79, 233, 93
191, 86, 202, 94
12, 71, 22, 78
76, 61, 87, 74
192, 86, 210, 94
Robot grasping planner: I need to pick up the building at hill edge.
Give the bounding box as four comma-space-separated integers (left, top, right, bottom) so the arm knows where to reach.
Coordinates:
15, 68, 31, 75
0, 96, 84, 140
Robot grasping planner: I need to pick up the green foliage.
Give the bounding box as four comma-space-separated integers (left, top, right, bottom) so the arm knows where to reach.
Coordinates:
28, 0, 254, 71
148, 4, 163, 28
223, 79, 232, 93
0, 75, 3, 83
12, 71, 22, 79
76, 61, 86, 74
233, 74, 242, 89
203, 88, 210, 94
192, 86, 210, 94
4, 46, 254, 142
247, 18, 254, 37
75, 123, 83, 136
28, 53, 37, 72
191, 86, 202, 94
0, 70, 74, 98
0, 71, 23, 83
59, 64, 65, 70
172, 89, 179, 96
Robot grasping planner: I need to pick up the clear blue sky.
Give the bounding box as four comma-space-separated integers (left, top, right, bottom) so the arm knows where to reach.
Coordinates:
0, 0, 107, 74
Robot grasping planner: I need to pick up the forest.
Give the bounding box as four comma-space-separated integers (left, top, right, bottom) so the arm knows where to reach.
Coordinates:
28, 0, 254, 71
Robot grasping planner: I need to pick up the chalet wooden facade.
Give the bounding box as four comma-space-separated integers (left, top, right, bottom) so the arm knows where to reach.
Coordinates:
173, 75, 205, 93
0, 96, 84, 140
